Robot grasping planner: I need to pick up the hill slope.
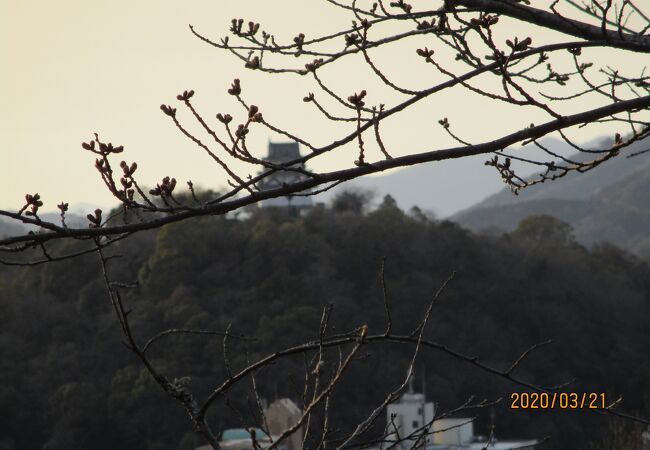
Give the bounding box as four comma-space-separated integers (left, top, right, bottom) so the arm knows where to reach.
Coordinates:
454, 138, 650, 258
1, 205, 650, 450
476, 137, 650, 208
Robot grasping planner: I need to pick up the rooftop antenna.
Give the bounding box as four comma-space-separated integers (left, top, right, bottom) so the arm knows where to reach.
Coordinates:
421, 366, 426, 400
489, 406, 496, 445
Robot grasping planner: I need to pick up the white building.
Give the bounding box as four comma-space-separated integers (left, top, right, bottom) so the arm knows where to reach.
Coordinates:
387, 391, 435, 446
266, 398, 303, 450
385, 387, 537, 450
431, 418, 474, 446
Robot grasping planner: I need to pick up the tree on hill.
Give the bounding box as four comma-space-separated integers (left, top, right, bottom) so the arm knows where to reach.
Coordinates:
511, 214, 575, 245
2, 1, 650, 449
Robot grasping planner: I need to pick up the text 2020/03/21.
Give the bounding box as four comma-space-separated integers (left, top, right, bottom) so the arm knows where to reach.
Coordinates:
510, 392, 607, 410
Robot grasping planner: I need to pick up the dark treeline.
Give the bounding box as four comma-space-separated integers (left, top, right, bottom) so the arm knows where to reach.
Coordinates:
1, 193, 649, 450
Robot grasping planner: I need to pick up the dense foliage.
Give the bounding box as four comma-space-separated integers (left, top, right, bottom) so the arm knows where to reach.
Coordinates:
1, 195, 649, 450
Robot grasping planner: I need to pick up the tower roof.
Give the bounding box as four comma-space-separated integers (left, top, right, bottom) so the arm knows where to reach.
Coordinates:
267, 142, 301, 163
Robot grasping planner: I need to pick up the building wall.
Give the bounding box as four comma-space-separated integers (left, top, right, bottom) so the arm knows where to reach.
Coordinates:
266, 399, 303, 450
386, 393, 435, 447
431, 418, 474, 446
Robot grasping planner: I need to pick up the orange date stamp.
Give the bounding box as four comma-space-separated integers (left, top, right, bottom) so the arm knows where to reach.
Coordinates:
510, 392, 606, 410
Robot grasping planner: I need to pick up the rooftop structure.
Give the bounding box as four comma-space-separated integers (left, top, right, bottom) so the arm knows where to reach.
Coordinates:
257, 142, 313, 209
266, 142, 302, 164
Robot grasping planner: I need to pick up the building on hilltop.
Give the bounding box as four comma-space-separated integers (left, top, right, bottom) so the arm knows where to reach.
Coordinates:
257, 141, 313, 210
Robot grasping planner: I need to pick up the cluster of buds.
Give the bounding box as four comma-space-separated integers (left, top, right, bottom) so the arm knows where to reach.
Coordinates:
485, 155, 508, 169
82, 139, 123, 155
245, 55, 260, 70
176, 90, 195, 101
416, 19, 436, 30
22, 193, 43, 217
345, 33, 359, 47
228, 79, 241, 96
262, 31, 278, 48
95, 158, 107, 173
216, 113, 233, 124
149, 176, 177, 197
119, 161, 137, 201
348, 90, 367, 108
546, 64, 570, 85
350, 19, 369, 32
305, 58, 324, 72
578, 62, 593, 73
231, 18, 244, 35
470, 14, 499, 29
485, 155, 516, 186
100, 142, 123, 154
119, 178, 134, 199
160, 104, 177, 117
235, 124, 249, 139
57, 202, 68, 213
87, 208, 103, 228
505, 36, 533, 52
81, 140, 97, 152
438, 117, 450, 129
303, 92, 315, 103
389, 0, 412, 13
230, 19, 259, 37
120, 161, 138, 178
248, 105, 263, 122
416, 47, 434, 62
293, 33, 305, 50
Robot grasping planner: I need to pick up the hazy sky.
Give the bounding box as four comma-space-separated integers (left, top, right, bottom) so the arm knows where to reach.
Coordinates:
1, 1, 646, 214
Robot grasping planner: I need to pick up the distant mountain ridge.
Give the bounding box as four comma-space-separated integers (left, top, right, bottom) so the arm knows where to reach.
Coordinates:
453, 137, 650, 259
0, 216, 28, 239
319, 137, 576, 217
0, 211, 88, 238
474, 137, 649, 208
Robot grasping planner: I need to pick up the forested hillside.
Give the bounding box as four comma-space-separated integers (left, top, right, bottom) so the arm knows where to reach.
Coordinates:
1, 196, 649, 450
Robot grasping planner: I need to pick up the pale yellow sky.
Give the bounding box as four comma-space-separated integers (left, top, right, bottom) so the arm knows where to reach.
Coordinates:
1, 1, 647, 212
